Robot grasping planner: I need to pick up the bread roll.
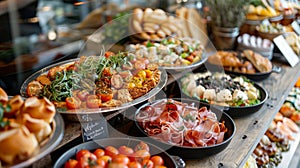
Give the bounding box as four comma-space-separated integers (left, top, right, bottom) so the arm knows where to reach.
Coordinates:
133, 8, 144, 23
0, 87, 8, 104
243, 50, 272, 72
20, 114, 52, 142
5, 95, 24, 118
20, 97, 55, 123
0, 126, 38, 164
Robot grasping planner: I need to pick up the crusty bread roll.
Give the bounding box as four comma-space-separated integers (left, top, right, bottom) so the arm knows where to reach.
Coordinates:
20, 97, 55, 123
0, 87, 8, 104
20, 114, 52, 142
208, 51, 243, 67
0, 126, 38, 164
133, 8, 143, 23
5, 95, 24, 118
175, 7, 191, 37
243, 50, 272, 72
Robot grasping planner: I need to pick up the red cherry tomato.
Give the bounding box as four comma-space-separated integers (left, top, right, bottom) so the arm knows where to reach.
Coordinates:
76, 150, 91, 160
94, 149, 105, 158
99, 155, 112, 164
77, 90, 89, 101
105, 146, 119, 157
76, 153, 97, 168
134, 142, 150, 152
118, 146, 134, 156
128, 162, 142, 168
107, 162, 128, 168
141, 159, 154, 168
112, 154, 130, 165
150, 156, 164, 166
64, 159, 78, 168
66, 97, 81, 109
86, 95, 102, 108
105, 51, 115, 58
96, 158, 106, 167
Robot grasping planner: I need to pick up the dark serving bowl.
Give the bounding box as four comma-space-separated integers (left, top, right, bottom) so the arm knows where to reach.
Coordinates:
134, 98, 236, 159
180, 73, 268, 118
53, 137, 184, 168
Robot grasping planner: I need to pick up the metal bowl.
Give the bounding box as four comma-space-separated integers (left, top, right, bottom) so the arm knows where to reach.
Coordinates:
20, 58, 167, 118
134, 98, 236, 159
53, 137, 184, 168
7, 113, 64, 168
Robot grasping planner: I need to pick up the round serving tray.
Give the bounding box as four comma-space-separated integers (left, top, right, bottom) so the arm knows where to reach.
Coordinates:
134, 98, 236, 159
20, 58, 168, 115
9, 113, 64, 168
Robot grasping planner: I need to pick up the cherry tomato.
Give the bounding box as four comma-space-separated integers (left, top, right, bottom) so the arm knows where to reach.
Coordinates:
77, 90, 89, 101
185, 55, 194, 62
76, 154, 97, 168
118, 146, 134, 156
134, 60, 146, 70
105, 146, 119, 157
105, 51, 115, 58
111, 74, 124, 89
94, 149, 105, 158
112, 154, 130, 165
134, 142, 150, 152
107, 162, 128, 168
96, 158, 106, 167
66, 97, 81, 109
127, 162, 142, 168
99, 155, 112, 164
141, 159, 154, 168
86, 95, 102, 108
144, 70, 152, 78
132, 150, 150, 163
66, 64, 77, 71
76, 150, 91, 160
150, 156, 164, 166
96, 89, 113, 102
64, 159, 78, 168
26, 81, 43, 97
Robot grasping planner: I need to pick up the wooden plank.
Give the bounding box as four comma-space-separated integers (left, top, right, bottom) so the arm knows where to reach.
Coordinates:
185, 62, 300, 168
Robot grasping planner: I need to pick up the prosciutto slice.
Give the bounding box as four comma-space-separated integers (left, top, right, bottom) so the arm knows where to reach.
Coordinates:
136, 99, 228, 147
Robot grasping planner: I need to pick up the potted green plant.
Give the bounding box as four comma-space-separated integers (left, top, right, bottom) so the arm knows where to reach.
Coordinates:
205, 0, 251, 49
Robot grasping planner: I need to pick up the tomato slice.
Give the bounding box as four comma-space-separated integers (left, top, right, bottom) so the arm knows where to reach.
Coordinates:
86, 95, 101, 108
66, 97, 81, 109
26, 81, 43, 97
77, 90, 89, 101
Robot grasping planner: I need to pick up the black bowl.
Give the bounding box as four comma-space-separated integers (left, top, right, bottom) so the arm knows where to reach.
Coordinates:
134, 98, 236, 159
180, 73, 268, 118
53, 137, 182, 168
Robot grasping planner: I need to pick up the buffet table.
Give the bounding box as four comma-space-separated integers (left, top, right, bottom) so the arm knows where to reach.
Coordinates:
31, 56, 300, 168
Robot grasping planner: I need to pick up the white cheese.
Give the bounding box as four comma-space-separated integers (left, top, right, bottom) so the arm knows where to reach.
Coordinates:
216, 89, 233, 102
203, 89, 216, 101
232, 90, 248, 100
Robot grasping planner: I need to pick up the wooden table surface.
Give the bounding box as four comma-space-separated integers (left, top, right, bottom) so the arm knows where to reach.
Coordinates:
33, 59, 300, 168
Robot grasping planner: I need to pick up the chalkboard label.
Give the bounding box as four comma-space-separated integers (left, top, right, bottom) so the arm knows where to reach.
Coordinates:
80, 113, 109, 142
273, 35, 299, 67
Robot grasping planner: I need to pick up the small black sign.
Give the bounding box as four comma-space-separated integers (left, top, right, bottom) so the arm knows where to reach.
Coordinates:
80, 113, 109, 142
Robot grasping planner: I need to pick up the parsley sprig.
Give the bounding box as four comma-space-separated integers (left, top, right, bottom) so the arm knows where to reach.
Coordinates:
0, 103, 11, 128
